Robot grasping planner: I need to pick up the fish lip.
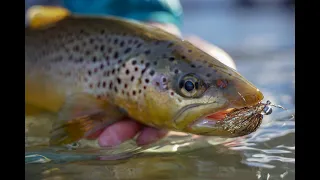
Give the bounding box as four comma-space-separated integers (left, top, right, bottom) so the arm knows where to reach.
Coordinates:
172, 101, 229, 129
173, 103, 206, 122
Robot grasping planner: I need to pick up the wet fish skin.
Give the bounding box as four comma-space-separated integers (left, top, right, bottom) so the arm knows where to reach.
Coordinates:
25, 10, 264, 145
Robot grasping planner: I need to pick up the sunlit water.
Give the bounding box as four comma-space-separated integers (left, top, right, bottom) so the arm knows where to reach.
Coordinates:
25, 5, 295, 180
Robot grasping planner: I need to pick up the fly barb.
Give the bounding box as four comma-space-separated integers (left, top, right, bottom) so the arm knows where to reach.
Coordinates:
259, 100, 287, 116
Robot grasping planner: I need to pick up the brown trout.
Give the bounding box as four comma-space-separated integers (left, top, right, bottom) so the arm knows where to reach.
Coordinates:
25, 6, 264, 146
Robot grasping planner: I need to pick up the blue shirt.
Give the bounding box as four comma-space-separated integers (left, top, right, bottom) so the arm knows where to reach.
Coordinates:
61, 0, 183, 28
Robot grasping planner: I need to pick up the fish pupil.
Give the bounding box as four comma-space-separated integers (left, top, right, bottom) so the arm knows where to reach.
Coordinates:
184, 81, 195, 92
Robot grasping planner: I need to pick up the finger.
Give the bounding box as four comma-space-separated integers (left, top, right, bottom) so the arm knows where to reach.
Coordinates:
98, 120, 142, 147
136, 126, 168, 146
86, 128, 105, 140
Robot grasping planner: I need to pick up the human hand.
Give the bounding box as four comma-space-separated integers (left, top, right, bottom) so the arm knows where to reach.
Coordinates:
87, 120, 168, 147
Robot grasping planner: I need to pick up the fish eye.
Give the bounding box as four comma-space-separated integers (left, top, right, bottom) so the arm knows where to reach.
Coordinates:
178, 74, 206, 98
184, 80, 195, 92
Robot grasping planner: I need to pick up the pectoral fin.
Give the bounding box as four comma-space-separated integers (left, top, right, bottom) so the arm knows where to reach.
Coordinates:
49, 93, 126, 146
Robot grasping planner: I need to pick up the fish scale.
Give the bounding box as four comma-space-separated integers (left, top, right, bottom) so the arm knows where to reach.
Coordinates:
25, 13, 264, 145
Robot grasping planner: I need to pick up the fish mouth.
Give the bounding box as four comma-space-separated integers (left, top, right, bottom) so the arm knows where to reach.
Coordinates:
174, 101, 263, 137
174, 104, 234, 126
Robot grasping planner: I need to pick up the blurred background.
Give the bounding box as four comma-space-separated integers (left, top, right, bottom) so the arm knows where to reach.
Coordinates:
182, 0, 294, 55
25, 0, 295, 180
181, 0, 295, 108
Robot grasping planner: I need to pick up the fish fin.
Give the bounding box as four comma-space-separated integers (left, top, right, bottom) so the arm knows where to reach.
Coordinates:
49, 93, 125, 146
25, 76, 67, 113
26, 5, 70, 29
26, 103, 47, 116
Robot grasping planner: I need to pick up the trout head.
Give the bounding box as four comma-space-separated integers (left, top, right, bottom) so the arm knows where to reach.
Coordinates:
138, 40, 264, 137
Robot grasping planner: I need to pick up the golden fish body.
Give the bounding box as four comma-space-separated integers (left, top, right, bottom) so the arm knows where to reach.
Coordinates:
25, 7, 264, 145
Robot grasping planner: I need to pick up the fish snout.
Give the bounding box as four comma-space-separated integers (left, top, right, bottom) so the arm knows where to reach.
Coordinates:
223, 77, 264, 108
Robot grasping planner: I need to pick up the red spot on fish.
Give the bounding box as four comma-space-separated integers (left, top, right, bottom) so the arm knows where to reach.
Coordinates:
216, 79, 228, 88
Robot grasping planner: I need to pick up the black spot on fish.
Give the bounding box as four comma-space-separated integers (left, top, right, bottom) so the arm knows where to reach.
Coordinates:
163, 78, 167, 82
117, 78, 122, 84
124, 48, 131, 54
114, 52, 119, 59
73, 46, 79, 52
92, 56, 97, 62
114, 39, 118, 45
149, 70, 155, 76
141, 68, 146, 75
169, 57, 175, 62
120, 41, 125, 47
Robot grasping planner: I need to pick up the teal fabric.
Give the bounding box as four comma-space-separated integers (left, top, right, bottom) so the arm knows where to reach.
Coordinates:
61, 0, 183, 27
